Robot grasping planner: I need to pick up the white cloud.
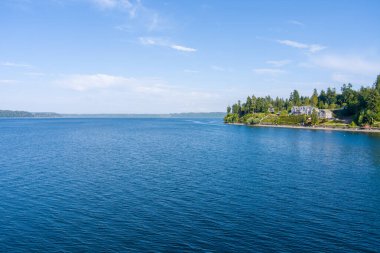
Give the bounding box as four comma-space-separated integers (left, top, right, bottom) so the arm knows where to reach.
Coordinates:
184, 69, 199, 73
139, 37, 197, 53
58, 74, 136, 91
24, 72, 46, 76
253, 68, 286, 75
277, 40, 326, 53
311, 55, 380, 76
148, 13, 159, 31
170, 45, 197, 52
266, 60, 292, 67
91, 0, 133, 10
94, 0, 165, 32
331, 73, 357, 84
211, 65, 224, 71
1, 62, 32, 68
0, 79, 18, 84
331, 73, 372, 85
54, 73, 224, 113
288, 20, 304, 26
139, 37, 164, 46
210, 65, 234, 72
58, 74, 214, 98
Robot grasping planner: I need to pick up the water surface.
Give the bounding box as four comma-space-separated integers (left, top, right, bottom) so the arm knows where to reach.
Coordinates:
0, 118, 379, 252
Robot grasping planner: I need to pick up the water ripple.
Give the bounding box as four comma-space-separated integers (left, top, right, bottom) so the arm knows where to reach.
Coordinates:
0, 118, 379, 252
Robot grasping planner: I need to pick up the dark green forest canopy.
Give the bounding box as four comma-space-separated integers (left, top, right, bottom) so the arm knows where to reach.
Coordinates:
226, 75, 380, 126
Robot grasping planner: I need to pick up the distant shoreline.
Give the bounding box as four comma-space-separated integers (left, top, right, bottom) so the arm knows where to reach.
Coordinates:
227, 123, 380, 133
0, 110, 225, 119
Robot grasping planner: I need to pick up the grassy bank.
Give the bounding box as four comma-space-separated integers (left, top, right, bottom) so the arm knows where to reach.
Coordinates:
224, 113, 380, 132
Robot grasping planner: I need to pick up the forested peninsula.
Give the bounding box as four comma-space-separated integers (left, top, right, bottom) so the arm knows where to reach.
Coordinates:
225, 75, 380, 130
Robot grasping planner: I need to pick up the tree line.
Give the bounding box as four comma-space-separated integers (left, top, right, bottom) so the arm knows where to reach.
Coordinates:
226, 75, 380, 126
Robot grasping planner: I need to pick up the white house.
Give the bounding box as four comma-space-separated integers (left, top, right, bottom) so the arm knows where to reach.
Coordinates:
291, 106, 317, 116
318, 109, 333, 119
291, 106, 333, 119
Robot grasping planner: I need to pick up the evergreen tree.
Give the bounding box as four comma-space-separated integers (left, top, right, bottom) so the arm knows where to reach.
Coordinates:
290, 90, 301, 106
226, 74, 380, 126
304, 97, 310, 105
311, 89, 318, 107
251, 95, 257, 113
326, 87, 337, 107
318, 90, 327, 106
376, 75, 380, 91
311, 109, 319, 125
245, 96, 252, 113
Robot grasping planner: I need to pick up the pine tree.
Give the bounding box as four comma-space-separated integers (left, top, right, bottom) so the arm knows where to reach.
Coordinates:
311, 89, 318, 107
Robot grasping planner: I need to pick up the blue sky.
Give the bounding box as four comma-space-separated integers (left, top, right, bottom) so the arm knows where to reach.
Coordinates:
1, 0, 379, 113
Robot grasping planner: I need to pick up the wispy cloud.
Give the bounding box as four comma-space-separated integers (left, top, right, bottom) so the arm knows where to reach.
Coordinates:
253, 68, 286, 75
184, 69, 199, 73
170, 45, 197, 52
23, 72, 46, 77
0, 79, 18, 84
88, 0, 144, 18
266, 60, 292, 67
311, 54, 380, 76
139, 37, 165, 46
277, 40, 326, 53
58, 74, 137, 91
139, 37, 197, 53
1, 62, 32, 68
90, 0, 136, 16
147, 13, 159, 31
58, 74, 209, 96
53, 73, 225, 113
331, 73, 356, 83
94, 0, 165, 32
331, 73, 375, 85
210, 65, 234, 72
288, 20, 304, 26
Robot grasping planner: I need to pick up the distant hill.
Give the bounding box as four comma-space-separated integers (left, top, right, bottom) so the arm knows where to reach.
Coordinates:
0, 110, 225, 118
0, 110, 61, 118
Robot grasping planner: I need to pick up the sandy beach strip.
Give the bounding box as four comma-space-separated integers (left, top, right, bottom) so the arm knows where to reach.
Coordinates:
226, 123, 380, 133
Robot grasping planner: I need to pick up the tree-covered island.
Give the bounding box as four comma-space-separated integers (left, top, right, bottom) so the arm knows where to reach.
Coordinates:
225, 75, 380, 129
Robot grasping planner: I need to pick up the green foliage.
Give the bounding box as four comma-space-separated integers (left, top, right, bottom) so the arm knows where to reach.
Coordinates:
376, 75, 380, 91
357, 110, 376, 126
311, 109, 319, 125
373, 121, 380, 128
277, 115, 305, 125
247, 117, 261, 125
349, 121, 358, 128
290, 90, 301, 106
224, 113, 239, 123
242, 113, 264, 124
225, 74, 380, 126
326, 87, 337, 105
311, 89, 319, 107
261, 115, 278, 124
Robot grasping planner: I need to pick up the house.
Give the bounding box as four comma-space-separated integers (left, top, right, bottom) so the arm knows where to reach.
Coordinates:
291, 106, 318, 116
268, 106, 275, 113
318, 109, 333, 119
291, 106, 333, 119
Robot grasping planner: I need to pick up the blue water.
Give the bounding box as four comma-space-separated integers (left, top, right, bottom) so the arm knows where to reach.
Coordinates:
0, 118, 380, 252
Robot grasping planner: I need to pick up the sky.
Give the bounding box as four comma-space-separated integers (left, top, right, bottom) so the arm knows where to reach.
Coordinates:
1, 0, 380, 113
